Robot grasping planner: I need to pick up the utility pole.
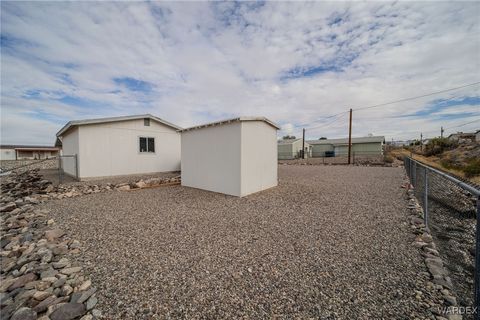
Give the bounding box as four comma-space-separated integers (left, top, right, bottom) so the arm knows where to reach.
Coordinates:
441, 126, 444, 138
420, 133, 423, 152
348, 108, 352, 164
302, 128, 305, 159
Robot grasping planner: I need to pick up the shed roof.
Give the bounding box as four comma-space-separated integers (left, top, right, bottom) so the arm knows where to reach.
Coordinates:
56, 114, 182, 137
179, 116, 280, 132
307, 136, 385, 145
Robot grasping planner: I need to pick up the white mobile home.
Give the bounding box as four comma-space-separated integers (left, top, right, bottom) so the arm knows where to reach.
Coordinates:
180, 117, 279, 197
56, 114, 181, 180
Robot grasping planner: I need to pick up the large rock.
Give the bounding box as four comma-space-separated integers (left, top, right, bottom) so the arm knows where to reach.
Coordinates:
11, 307, 37, 320
117, 185, 130, 191
8, 273, 38, 291
45, 229, 65, 242
60, 266, 82, 275
0, 202, 17, 212
49, 303, 86, 320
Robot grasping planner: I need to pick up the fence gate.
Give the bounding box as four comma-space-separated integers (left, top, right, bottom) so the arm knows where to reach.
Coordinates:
57, 154, 78, 183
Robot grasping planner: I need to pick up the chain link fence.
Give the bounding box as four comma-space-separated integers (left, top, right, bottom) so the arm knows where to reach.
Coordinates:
404, 157, 479, 319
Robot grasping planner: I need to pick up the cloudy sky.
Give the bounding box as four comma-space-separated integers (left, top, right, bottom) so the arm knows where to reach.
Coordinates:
1, 1, 479, 145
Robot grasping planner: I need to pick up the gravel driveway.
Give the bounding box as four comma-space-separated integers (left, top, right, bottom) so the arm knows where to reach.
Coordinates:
41, 165, 429, 319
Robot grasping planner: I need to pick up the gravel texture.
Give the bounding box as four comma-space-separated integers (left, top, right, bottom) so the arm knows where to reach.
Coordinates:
41, 165, 433, 319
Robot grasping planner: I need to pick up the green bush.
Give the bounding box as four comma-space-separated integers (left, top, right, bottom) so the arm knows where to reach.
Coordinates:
424, 138, 457, 156
463, 159, 480, 178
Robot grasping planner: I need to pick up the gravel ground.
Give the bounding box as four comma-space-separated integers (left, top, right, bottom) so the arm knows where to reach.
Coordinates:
41, 165, 430, 319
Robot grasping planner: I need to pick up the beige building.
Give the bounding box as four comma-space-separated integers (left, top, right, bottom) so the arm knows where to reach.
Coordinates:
277, 139, 311, 159
307, 136, 385, 157
180, 117, 279, 197
0, 145, 60, 160
56, 114, 181, 180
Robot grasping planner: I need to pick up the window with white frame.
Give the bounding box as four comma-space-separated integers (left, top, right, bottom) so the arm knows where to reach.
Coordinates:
139, 137, 155, 153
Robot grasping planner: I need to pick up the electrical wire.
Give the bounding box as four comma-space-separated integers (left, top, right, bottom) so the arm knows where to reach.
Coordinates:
306, 112, 348, 130
352, 81, 480, 112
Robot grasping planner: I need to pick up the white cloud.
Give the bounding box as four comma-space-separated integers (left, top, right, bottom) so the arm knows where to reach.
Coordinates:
1, 1, 479, 144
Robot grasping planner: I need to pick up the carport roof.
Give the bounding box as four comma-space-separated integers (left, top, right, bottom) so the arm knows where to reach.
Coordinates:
179, 117, 280, 132
56, 114, 182, 137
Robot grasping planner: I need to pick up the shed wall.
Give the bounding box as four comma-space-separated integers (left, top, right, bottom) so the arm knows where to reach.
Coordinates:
278, 143, 294, 159
240, 122, 277, 197
181, 123, 242, 196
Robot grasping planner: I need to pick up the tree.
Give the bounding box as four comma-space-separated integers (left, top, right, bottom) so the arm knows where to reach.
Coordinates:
282, 135, 296, 140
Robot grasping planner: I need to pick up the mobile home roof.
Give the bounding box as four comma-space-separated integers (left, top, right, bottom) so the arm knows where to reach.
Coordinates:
56, 114, 182, 137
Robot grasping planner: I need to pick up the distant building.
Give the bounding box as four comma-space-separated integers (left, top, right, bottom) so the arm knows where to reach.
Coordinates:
0, 145, 60, 160
306, 136, 385, 157
475, 130, 480, 143
447, 132, 475, 142
277, 138, 311, 159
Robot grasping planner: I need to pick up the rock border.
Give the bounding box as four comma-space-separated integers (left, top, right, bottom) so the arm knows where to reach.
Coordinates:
403, 177, 464, 320
1, 170, 102, 320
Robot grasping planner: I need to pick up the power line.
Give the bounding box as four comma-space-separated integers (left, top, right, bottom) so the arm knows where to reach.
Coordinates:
353, 81, 480, 112
444, 118, 480, 130
294, 81, 479, 130
306, 112, 347, 130
386, 118, 480, 138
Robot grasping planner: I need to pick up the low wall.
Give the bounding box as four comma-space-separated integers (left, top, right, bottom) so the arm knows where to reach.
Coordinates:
0, 159, 58, 172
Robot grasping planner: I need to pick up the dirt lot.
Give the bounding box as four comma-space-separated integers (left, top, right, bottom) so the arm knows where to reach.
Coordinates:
41, 165, 430, 319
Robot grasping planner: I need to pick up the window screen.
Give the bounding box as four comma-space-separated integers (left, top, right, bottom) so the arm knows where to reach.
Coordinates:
139, 137, 155, 153
147, 138, 155, 153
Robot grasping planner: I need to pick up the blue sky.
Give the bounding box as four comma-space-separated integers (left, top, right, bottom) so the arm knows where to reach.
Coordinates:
1, 1, 479, 144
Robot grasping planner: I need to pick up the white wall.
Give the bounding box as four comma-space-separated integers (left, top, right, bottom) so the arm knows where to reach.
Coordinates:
240, 121, 278, 197
181, 122, 242, 196
61, 119, 180, 179
0, 149, 16, 160
61, 127, 79, 177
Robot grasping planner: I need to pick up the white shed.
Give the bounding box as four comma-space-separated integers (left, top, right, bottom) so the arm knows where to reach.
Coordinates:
180, 117, 279, 197
56, 114, 181, 180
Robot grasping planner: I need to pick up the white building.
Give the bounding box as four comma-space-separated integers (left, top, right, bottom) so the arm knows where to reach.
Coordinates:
56, 114, 181, 180
0, 145, 60, 160
277, 139, 312, 159
180, 117, 279, 197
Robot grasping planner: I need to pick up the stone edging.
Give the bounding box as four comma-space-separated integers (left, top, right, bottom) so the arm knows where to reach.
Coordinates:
404, 177, 463, 320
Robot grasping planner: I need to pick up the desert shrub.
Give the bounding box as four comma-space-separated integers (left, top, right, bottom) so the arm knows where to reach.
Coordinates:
424, 138, 457, 156
440, 158, 458, 170
384, 155, 394, 163
463, 158, 480, 178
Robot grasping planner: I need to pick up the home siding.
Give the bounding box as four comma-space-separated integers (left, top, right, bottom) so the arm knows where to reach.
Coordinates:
77, 119, 180, 179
